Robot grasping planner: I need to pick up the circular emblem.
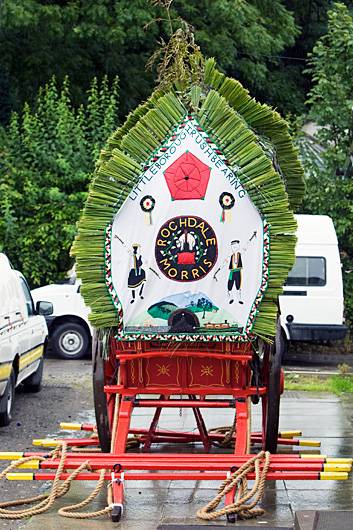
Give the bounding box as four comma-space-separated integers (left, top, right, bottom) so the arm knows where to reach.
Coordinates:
155, 216, 218, 282
140, 195, 155, 213
219, 191, 235, 210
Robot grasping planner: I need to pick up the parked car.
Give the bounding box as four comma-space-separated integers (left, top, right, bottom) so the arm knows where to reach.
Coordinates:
0, 253, 53, 426
31, 281, 91, 360
279, 214, 347, 353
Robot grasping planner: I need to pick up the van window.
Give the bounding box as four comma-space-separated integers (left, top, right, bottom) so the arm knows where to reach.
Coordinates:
286, 257, 326, 287
20, 278, 34, 316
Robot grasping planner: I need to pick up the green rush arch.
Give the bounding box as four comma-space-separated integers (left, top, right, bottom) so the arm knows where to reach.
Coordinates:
72, 58, 304, 342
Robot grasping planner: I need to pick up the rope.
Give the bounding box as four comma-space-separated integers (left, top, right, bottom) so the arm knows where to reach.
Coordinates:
209, 416, 237, 448
58, 469, 112, 519
196, 451, 270, 521
0, 442, 112, 520
53, 363, 125, 518
0, 363, 126, 520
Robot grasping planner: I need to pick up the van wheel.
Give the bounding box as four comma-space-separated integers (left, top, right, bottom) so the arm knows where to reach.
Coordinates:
23, 358, 43, 393
0, 370, 15, 427
51, 322, 89, 360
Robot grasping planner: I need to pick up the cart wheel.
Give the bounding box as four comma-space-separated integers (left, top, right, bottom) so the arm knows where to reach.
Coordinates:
262, 319, 284, 453
92, 331, 111, 453
111, 505, 122, 522
226, 512, 236, 523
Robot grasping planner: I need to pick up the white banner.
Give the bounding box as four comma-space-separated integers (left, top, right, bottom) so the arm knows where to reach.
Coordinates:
109, 117, 266, 337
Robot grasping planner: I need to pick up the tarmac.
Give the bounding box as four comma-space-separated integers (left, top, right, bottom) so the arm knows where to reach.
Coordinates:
12, 389, 353, 530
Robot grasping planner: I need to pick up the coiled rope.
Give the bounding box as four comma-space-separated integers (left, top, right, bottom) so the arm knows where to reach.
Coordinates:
208, 417, 237, 447
0, 442, 112, 520
197, 450, 270, 521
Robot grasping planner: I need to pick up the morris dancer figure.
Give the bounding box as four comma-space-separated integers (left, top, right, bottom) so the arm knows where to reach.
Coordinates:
213, 232, 257, 304
227, 240, 243, 305
128, 244, 146, 303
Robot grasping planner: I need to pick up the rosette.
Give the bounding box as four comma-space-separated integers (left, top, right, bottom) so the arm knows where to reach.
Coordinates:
140, 195, 155, 224
219, 192, 235, 223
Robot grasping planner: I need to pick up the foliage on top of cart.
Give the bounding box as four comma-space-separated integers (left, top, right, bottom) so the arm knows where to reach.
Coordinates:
72, 26, 304, 343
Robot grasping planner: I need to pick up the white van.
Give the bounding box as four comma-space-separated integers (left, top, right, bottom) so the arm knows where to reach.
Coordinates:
31, 281, 91, 360
279, 215, 347, 348
0, 254, 53, 426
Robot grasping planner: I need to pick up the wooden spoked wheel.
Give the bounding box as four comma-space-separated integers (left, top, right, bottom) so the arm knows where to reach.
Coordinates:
92, 331, 118, 453
261, 319, 284, 453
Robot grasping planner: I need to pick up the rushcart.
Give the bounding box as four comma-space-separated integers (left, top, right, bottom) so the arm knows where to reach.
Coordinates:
1, 31, 352, 525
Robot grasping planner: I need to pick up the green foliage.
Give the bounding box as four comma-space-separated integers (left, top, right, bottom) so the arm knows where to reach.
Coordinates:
330, 374, 353, 394
306, 2, 353, 173
146, 21, 204, 92
275, 0, 350, 114
0, 0, 310, 122
299, 3, 353, 325
0, 76, 119, 286
173, 0, 298, 108
285, 373, 353, 394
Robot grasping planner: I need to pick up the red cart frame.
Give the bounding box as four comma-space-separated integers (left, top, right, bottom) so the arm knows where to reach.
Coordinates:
6, 333, 350, 523
91, 335, 283, 522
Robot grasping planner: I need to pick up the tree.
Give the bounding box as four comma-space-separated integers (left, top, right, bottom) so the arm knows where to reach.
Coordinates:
0, 76, 119, 286
0, 0, 300, 122
268, 0, 336, 114
172, 0, 299, 110
300, 2, 353, 324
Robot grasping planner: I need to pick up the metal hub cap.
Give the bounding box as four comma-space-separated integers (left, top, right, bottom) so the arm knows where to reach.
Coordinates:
60, 331, 83, 355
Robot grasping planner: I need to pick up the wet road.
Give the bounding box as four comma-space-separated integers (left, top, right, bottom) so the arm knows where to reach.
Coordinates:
0, 358, 93, 530
0, 360, 353, 529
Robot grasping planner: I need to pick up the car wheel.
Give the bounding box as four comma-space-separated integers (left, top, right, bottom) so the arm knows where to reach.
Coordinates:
22, 358, 43, 393
0, 369, 15, 427
51, 322, 90, 360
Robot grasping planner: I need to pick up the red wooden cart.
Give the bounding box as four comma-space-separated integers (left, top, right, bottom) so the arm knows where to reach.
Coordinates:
84, 329, 314, 522
12, 326, 345, 523
3, 46, 351, 524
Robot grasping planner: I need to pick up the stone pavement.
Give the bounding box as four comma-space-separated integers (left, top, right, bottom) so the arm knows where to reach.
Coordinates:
13, 392, 353, 529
